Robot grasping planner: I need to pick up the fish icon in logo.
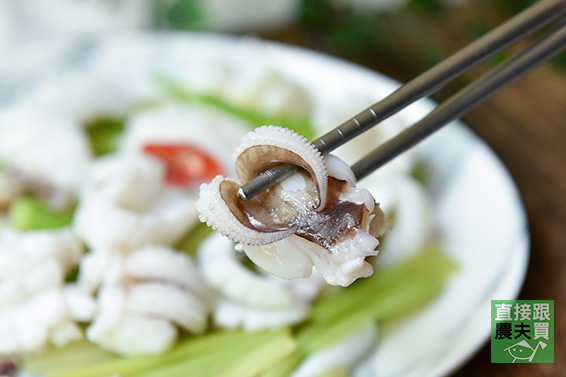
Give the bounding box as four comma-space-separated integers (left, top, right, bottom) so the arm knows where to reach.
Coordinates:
504, 340, 547, 363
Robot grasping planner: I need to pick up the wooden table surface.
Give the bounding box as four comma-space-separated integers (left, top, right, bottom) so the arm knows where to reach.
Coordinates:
261, 3, 565, 376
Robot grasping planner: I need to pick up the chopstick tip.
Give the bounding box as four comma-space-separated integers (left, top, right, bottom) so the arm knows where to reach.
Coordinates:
237, 187, 248, 201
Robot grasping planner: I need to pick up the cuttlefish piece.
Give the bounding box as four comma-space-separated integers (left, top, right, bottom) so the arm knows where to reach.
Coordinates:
233, 125, 328, 210
196, 126, 387, 286
197, 125, 328, 245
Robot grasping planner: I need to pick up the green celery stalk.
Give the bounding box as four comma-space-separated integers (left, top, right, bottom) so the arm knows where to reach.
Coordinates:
23, 340, 118, 376
298, 277, 446, 352
9, 197, 75, 231
217, 328, 296, 377
154, 74, 315, 140
258, 349, 305, 377
298, 248, 457, 352
135, 328, 294, 377
311, 246, 457, 324
45, 330, 247, 377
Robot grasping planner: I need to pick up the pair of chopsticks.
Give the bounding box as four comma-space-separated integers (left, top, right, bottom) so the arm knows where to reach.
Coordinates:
237, 0, 566, 201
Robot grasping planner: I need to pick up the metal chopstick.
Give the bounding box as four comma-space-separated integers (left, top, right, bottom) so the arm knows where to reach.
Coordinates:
237, 0, 566, 200
352, 19, 566, 180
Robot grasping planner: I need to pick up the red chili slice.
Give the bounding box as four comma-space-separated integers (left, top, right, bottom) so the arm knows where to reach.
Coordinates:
143, 143, 223, 186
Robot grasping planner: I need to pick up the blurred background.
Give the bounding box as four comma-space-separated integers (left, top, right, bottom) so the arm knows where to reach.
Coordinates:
0, 0, 564, 376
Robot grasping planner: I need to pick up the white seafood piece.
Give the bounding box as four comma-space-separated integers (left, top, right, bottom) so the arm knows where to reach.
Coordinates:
196, 126, 388, 286
197, 233, 301, 308
244, 231, 378, 287
2, 72, 133, 125
0, 288, 82, 355
268, 269, 328, 304
197, 126, 328, 245
76, 245, 212, 300
125, 282, 208, 334
0, 259, 63, 309
0, 72, 136, 194
159, 54, 232, 97
0, 117, 92, 191
63, 284, 97, 322
197, 233, 314, 330
0, 167, 75, 210
73, 154, 197, 250
0, 227, 83, 277
0, 227, 84, 306
213, 298, 308, 332
123, 245, 212, 302
0, 228, 85, 355
50, 320, 84, 347
243, 235, 317, 281
119, 103, 251, 177
86, 286, 177, 356
291, 322, 378, 377
74, 251, 113, 294
221, 67, 311, 117
83, 245, 212, 355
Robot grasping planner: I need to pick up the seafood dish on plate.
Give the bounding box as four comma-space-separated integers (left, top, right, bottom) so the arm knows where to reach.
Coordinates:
0, 33, 528, 377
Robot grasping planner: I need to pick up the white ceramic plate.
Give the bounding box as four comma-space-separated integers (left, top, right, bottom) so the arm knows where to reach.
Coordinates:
0, 33, 529, 376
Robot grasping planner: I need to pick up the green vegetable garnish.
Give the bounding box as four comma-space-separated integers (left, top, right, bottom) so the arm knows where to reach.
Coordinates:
175, 222, 215, 257
137, 328, 295, 377
84, 116, 126, 156
258, 349, 305, 377
23, 340, 117, 376
42, 330, 246, 377
297, 246, 458, 352
9, 197, 75, 231
38, 328, 295, 377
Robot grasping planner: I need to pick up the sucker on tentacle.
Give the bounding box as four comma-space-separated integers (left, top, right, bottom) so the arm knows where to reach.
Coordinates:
234, 125, 328, 210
